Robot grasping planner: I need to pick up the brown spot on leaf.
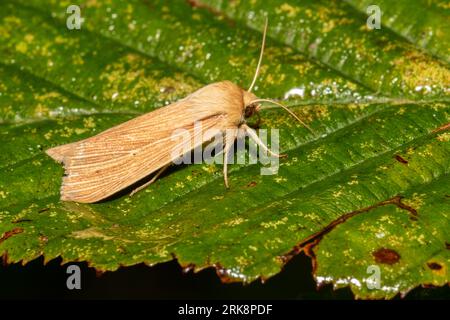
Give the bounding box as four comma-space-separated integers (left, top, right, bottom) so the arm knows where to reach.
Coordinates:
394, 196, 418, 220
427, 262, 442, 270
446, 242, 450, 250
38, 208, 49, 213
432, 122, 450, 133
0, 228, 24, 244
395, 155, 408, 164
246, 181, 257, 188
373, 248, 400, 265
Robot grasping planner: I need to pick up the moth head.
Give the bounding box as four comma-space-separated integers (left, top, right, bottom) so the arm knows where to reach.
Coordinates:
244, 97, 315, 134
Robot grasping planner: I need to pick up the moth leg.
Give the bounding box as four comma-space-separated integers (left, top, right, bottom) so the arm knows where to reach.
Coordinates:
241, 123, 286, 158
254, 112, 262, 129
130, 163, 171, 196
223, 128, 238, 188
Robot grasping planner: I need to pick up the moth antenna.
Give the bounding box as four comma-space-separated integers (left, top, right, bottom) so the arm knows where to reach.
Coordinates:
248, 16, 268, 92
250, 98, 315, 134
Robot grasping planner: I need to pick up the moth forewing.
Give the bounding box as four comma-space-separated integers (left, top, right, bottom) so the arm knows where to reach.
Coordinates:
46, 81, 246, 203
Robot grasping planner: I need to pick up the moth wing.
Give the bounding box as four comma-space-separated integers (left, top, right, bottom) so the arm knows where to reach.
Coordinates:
46, 81, 245, 203
47, 81, 244, 165
54, 114, 226, 203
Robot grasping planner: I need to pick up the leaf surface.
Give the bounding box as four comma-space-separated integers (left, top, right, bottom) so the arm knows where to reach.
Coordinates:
0, 0, 448, 299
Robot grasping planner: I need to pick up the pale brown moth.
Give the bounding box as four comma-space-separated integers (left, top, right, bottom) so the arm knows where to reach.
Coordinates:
46, 18, 313, 203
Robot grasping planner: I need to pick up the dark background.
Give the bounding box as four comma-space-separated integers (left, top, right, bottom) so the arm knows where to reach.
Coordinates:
1, 252, 448, 299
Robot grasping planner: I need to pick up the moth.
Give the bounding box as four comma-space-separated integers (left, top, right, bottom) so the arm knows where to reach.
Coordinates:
46, 19, 313, 203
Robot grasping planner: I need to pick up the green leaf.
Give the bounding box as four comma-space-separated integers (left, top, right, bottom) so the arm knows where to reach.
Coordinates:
0, 0, 449, 299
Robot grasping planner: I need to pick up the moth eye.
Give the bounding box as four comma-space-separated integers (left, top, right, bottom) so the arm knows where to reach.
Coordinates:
244, 106, 254, 118
244, 104, 256, 118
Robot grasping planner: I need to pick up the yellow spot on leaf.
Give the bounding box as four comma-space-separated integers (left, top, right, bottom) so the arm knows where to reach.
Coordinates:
307, 146, 326, 161
261, 217, 288, 229
24, 34, 34, 43
83, 117, 96, 128
276, 3, 300, 17
274, 176, 287, 183
34, 103, 49, 117
225, 217, 245, 226
74, 128, 87, 135
333, 189, 344, 197
437, 132, 450, 142
175, 181, 184, 188
15, 42, 27, 53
